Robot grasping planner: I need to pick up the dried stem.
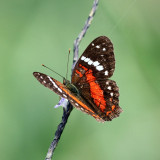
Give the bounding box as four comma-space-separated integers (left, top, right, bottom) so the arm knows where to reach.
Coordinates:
72, 0, 99, 70
45, 0, 99, 159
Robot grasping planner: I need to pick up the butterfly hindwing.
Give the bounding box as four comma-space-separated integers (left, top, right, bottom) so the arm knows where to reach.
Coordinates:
94, 79, 122, 120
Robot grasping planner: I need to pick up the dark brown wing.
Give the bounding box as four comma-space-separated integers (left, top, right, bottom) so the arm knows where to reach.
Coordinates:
72, 36, 115, 83
71, 36, 122, 121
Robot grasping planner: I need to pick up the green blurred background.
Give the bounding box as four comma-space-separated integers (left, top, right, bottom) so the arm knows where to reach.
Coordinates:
0, 0, 160, 160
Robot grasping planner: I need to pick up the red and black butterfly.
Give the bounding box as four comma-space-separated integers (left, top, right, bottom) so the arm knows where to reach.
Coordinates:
33, 36, 122, 122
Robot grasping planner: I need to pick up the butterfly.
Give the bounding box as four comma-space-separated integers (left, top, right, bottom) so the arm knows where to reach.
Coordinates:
33, 36, 122, 122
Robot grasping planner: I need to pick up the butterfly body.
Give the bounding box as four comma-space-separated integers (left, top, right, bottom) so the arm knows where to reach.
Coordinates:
33, 36, 122, 122
63, 79, 80, 96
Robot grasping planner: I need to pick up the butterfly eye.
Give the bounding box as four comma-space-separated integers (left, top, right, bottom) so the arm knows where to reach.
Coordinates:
63, 79, 70, 85
63, 79, 67, 85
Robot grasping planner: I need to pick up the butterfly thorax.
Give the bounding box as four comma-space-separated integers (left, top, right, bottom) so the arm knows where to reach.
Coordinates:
63, 78, 79, 96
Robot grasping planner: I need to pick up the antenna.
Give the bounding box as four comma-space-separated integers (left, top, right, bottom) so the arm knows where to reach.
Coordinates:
42, 64, 65, 79
66, 49, 71, 80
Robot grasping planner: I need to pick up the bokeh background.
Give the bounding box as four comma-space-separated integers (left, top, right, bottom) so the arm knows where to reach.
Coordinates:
0, 0, 160, 160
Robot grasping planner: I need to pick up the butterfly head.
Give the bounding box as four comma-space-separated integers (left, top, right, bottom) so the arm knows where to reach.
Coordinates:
63, 78, 70, 85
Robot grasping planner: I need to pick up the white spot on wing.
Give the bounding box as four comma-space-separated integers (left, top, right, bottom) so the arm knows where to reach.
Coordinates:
108, 86, 111, 90
47, 76, 58, 88
96, 45, 100, 48
110, 92, 113, 96
75, 103, 79, 106
88, 60, 93, 65
40, 76, 43, 79
81, 56, 86, 60
81, 56, 86, 61
105, 70, 108, 75
92, 43, 94, 46
96, 65, 104, 71
93, 61, 100, 66
58, 88, 62, 93
43, 80, 46, 84
84, 58, 90, 62
103, 48, 106, 51
63, 94, 67, 98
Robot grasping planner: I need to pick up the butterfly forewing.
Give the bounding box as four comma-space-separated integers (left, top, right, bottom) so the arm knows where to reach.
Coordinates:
33, 72, 68, 99
33, 72, 105, 122
72, 36, 115, 84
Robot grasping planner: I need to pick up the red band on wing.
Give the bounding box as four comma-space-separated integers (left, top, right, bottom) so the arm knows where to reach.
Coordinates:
112, 105, 115, 110
79, 64, 106, 112
106, 111, 112, 116
76, 70, 83, 77
79, 64, 88, 71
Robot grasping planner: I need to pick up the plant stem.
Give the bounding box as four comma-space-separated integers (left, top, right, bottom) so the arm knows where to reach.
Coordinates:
45, 1, 99, 159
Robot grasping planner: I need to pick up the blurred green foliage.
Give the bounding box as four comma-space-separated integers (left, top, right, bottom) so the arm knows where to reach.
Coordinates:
0, 0, 160, 160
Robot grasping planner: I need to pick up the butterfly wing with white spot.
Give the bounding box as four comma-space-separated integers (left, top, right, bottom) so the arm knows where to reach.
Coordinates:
72, 36, 115, 84
33, 72, 69, 99
71, 36, 122, 121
